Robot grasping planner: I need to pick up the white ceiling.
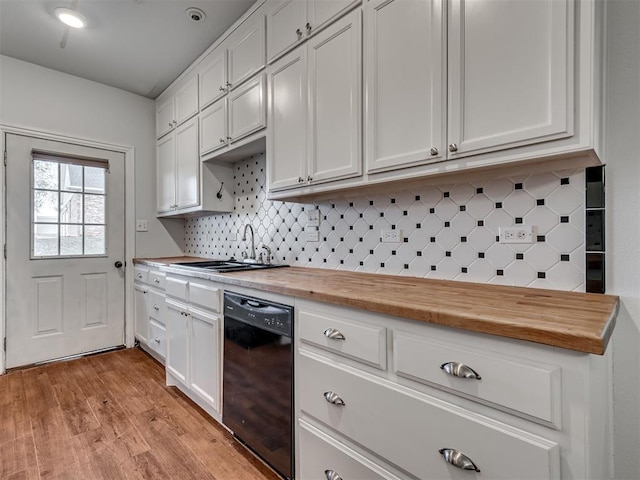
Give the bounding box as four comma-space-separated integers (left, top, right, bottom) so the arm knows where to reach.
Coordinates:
0, 0, 255, 98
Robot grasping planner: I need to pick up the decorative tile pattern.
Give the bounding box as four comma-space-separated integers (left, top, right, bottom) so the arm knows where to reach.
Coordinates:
184, 154, 586, 291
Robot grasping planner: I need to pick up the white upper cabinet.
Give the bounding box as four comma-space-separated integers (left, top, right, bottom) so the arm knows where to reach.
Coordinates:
447, 0, 573, 159
365, 0, 445, 174
200, 98, 228, 156
266, 0, 360, 63
156, 133, 176, 213
156, 75, 199, 139
268, 9, 361, 191
227, 13, 266, 90
175, 118, 200, 210
199, 48, 228, 110
228, 74, 266, 142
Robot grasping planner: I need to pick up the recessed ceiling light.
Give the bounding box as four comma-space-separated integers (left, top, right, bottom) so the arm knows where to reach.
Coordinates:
185, 7, 206, 23
55, 7, 87, 29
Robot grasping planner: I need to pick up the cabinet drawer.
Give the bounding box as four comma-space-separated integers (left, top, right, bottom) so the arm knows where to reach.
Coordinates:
134, 266, 148, 284
189, 281, 221, 313
148, 291, 166, 324
148, 270, 166, 290
299, 352, 560, 480
393, 330, 561, 426
166, 276, 189, 301
299, 420, 401, 480
299, 309, 386, 369
148, 319, 166, 359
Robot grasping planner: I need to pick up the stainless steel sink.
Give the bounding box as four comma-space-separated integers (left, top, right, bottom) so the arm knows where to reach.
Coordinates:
169, 260, 289, 273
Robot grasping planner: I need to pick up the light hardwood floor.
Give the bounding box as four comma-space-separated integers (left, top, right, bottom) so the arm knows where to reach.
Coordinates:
0, 348, 281, 480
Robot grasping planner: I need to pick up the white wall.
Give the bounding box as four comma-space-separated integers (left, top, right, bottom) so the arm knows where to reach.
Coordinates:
606, 1, 640, 478
0, 54, 184, 258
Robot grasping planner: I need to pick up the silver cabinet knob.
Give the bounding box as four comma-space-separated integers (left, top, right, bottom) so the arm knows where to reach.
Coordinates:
323, 328, 345, 340
324, 470, 343, 480
227, 136, 232, 141
324, 391, 345, 406
153, 278, 160, 283
154, 337, 161, 344
306, 22, 312, 33
153, 305, 159, 311
296, 28, 302, 37
220, 138, 226, 143
226, 81, 232, 88
429, 147, 439, 156
136, 273, 143, 279
306, 175, 312, 183
440, 362, 481, 380
219, 86, 225, 91
298, 176, 304, 183
448, 143, 458, 152
439, 448, 480, 472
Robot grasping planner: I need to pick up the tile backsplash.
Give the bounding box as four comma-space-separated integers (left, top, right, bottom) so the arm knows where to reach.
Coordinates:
185, 154, 586, 292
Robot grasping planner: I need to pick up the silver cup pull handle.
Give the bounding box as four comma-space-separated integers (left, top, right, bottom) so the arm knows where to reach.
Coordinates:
324, 391, 345, 406
323, 328, 345, 340
324, 470, 343, 480
439, 448, 480, 472
440, 362, 482, 380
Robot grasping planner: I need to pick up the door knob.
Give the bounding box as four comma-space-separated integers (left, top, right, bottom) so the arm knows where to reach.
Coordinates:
114, 261, 123, 269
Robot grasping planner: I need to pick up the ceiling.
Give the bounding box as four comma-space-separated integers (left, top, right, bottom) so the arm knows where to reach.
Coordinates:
0, 0, 255, 99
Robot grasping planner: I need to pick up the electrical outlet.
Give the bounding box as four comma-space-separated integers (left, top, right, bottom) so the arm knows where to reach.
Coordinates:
382, 229, 402, 243
500, 226, 534, 243
135, 220, 148, 232
306, 229, 319, 242
307, 208, 320, 227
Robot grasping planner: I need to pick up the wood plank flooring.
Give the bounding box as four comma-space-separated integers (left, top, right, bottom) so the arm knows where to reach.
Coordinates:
0, 348, 280, 480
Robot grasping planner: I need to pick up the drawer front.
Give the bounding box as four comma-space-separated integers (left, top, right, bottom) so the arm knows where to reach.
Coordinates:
134, 266, 148, 284
148, 319, 166, 359
393, 330, 561, 426
189, 280, 221, 313
299, 310, 386, 369
299, 420, 401, 480
299, 352, 560, 480
166, 276, 189, 301
148, 270, 166, 290
148, 291, 166, 325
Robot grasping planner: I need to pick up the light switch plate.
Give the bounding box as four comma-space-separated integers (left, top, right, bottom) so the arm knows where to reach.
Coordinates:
306, 229, 319, 242
136, 220, 148, 232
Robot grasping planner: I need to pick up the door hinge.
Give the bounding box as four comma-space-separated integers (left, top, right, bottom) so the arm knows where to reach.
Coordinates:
3, 244, 5, 260
3, 150, 6, 166
3, 337, 6, 353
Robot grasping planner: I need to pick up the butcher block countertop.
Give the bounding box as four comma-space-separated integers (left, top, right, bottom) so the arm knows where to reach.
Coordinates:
134, 257, 619, 355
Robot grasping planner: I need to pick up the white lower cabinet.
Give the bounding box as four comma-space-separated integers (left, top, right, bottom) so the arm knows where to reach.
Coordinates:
134, 265, 167, 363
295, 299, 613, 480
165, 274, 222, 420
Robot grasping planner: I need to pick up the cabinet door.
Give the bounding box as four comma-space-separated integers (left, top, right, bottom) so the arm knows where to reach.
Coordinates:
308, 0, 359, 36
199, 48, 228, 110
166, 299, 189, 384
134, 284, 149, 344
228, 74, 266, 143
267, 47, 308, 191
156, 95, 175, 139
307, 9, 362, 184
448, 0, 573, 158
156, 133, 176, 213
174, 75, 199, 125
228, 14, 266, 90
189, 308, 220, 411
266, 0, 307, 63
200, 99, 228, 155
365, 0, 445, 173
175, 117, 200, 210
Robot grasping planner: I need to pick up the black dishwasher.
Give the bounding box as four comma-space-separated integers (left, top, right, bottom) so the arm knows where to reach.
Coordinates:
223, 291, 294, 479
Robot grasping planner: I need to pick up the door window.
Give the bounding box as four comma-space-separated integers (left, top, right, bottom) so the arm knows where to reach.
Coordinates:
31, 152, 108, 258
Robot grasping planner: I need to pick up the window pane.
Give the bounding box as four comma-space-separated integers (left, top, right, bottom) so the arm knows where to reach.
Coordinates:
84, 194, 105, 224
34, 224, 59, 256
34, 191, 59, 223
60, 163, 83, 192
85, 226, 105, 255
84, 167, 105, 194
60, 192, 83, 224
60, 225, 83, 255
33, 160, 59, 190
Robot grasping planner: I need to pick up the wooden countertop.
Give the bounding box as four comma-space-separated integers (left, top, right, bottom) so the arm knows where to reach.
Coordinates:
134, 257, 619, 355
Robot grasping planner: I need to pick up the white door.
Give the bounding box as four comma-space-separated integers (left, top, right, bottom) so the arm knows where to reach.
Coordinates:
4, 133, 126, 368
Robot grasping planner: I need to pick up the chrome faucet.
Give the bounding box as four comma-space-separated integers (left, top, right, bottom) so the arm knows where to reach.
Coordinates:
242, 224, 256, 262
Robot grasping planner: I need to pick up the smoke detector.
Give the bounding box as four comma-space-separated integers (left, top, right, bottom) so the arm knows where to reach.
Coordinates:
186, 8, 206, 23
